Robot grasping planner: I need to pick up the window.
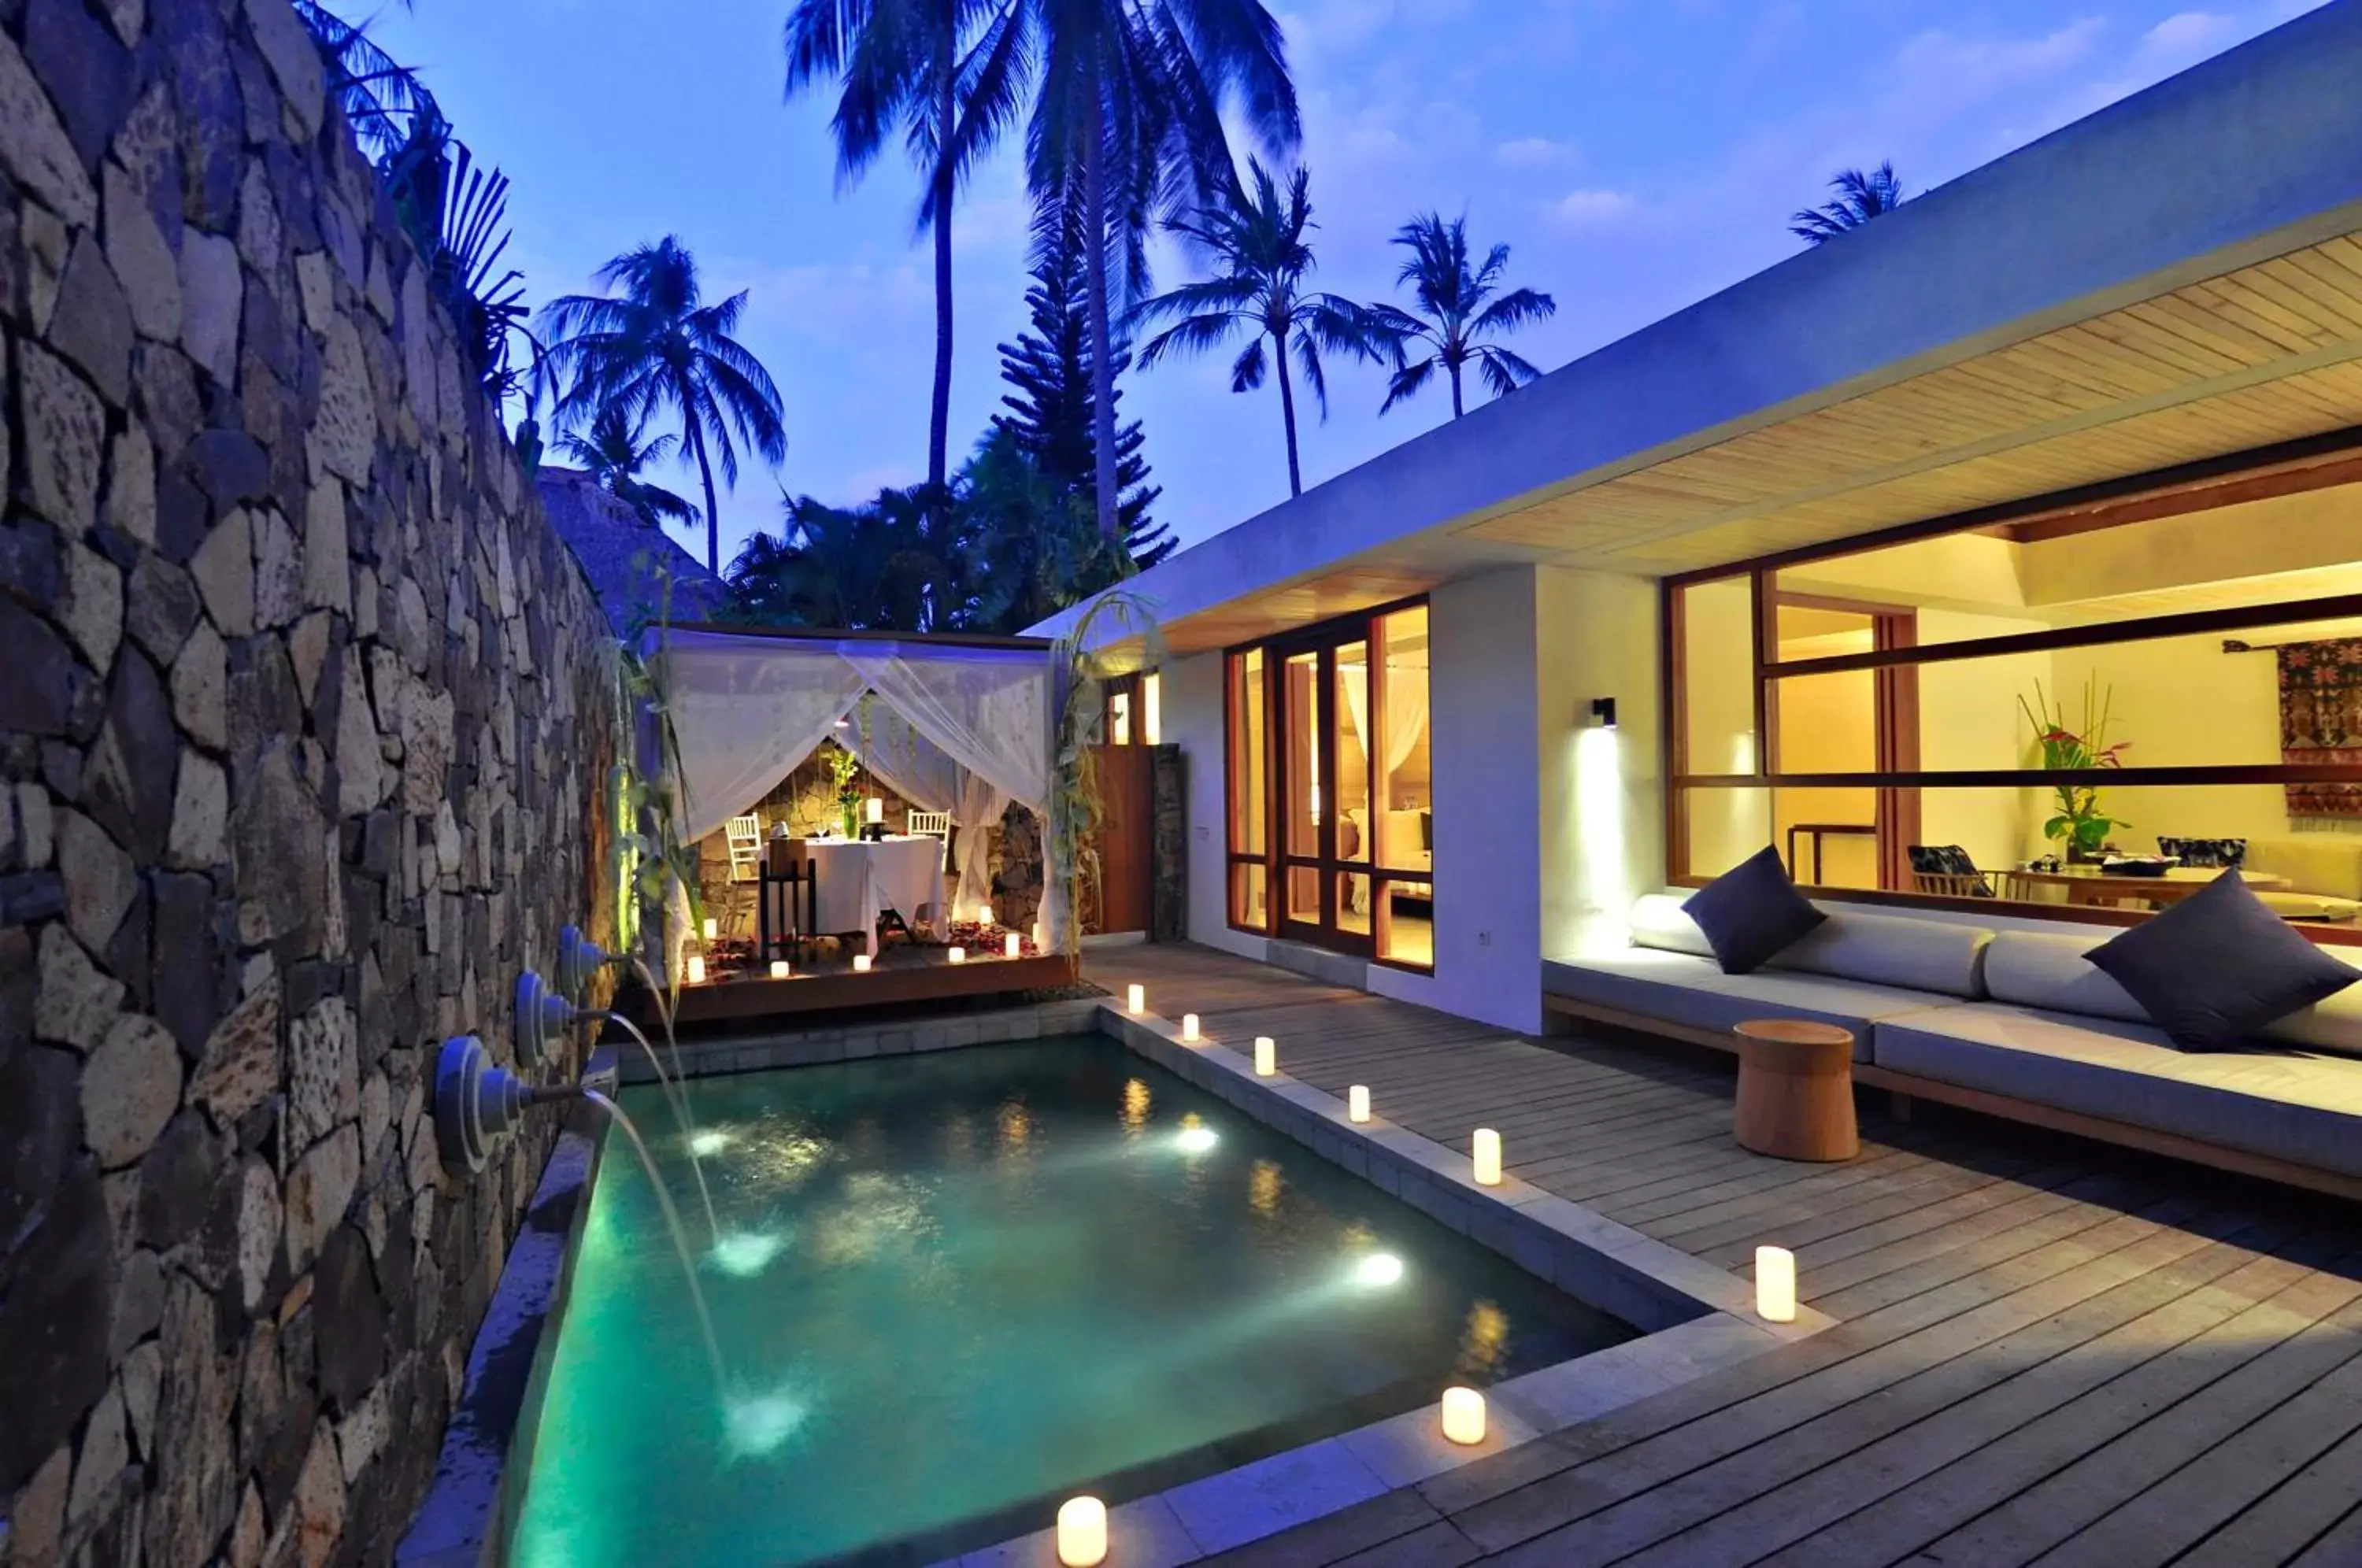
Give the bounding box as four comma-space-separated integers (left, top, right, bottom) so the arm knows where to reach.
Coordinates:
1226, 597, 1433, 968
1142, 671, 1161, 745
1665, 453, 2362, 941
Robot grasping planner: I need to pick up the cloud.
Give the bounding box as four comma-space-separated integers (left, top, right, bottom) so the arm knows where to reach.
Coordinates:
2141, 10, 2239, 59
1497, 136, 1581, 172
1553, 188, 1635, 227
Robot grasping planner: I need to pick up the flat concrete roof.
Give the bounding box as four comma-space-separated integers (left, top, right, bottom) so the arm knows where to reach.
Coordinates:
1035, 0, 2362, 653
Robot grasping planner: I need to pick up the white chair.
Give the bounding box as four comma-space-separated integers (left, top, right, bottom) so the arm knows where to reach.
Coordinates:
907, 811, 953, 869
723, 815, 765, 935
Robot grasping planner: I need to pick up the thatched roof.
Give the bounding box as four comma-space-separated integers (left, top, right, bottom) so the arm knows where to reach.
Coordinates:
535, 467, 729, 634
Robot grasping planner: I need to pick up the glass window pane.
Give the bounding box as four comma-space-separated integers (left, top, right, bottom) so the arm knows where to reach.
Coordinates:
1230, 862, 1268, 931
1377, 879, 1434, 968
1109, 689, 1131, 745
1683, 786, 1772, 878
1338, 872, 1371, 936
1335, 641, 1371, 864
1681, 576, 1758, 777
1142, 671, 1161, 745
1229, 653, 1267, 856
1377, 607, 1431, 873
1773, 789, 1881, 889
1284, 653, 1320, 858
1284, 863, 1321, 926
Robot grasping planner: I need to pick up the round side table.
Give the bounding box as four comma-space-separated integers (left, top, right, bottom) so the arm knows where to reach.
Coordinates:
1732, 1018, 1860, 1163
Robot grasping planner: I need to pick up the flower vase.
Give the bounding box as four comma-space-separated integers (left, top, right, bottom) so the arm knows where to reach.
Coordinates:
841, 801, 860, 841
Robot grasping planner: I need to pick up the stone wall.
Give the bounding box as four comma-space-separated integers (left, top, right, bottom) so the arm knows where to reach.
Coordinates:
0, 4, 624, 1566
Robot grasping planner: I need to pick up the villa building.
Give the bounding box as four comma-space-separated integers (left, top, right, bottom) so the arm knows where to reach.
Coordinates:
1038, 2, 2362, 1036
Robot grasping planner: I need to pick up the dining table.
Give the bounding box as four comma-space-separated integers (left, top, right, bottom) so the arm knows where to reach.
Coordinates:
767, 834, 946, 956
2004, 865, 2290, 909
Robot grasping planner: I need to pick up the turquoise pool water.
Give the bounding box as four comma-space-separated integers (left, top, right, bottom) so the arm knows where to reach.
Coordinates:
507, 1036, 1634, 1566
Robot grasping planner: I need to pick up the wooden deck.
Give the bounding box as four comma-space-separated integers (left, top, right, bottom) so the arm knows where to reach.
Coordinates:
1082, 943, 2362, 1568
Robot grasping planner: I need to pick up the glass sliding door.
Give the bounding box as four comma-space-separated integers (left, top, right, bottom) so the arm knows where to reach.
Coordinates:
1224, 597, 1432, 968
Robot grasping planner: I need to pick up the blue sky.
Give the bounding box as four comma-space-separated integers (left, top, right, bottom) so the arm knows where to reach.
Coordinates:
368, 0, 2320, 569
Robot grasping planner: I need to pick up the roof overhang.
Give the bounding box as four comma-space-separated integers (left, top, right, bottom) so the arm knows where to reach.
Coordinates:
1035, 2, 2362, 657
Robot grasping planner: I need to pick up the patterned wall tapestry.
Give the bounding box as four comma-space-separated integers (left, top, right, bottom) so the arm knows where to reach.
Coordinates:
2277, 638, 2362, 818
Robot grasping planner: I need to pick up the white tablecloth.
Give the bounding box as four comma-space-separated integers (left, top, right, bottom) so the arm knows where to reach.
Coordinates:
805, 837, 946, 955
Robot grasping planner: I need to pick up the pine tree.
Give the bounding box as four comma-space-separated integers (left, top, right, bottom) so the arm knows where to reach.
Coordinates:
994, 215, 1173, 570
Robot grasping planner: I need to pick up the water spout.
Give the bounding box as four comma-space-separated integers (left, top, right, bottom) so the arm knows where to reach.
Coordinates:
605, 1011, 720, 1247
582, 1089, 729, 1400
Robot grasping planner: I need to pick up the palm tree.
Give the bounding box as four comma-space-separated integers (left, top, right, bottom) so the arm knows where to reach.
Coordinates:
557, 404, 699, 531
968, 0, 1298, 538
1132, 161, 1386, 497
1790, 162, 1908, 245
725, 485, 972, 631
1367, 214, 1556, 420
542, 238, 789, 572
784, 0, 1023, 498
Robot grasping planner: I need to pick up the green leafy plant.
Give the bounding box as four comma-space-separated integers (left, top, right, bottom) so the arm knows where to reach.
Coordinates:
825, 739, 864, 840
2018, 679, 2131, 857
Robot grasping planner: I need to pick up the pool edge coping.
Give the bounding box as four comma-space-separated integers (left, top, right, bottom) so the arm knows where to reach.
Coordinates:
942, 1004, 1838, 1568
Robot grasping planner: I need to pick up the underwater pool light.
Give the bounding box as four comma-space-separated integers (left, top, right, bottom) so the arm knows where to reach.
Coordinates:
1354, 1252, 1404, 1287
1175, 1126, 1219, 1154
709, 1230, 787, 1278
690, 1130, 731, 1158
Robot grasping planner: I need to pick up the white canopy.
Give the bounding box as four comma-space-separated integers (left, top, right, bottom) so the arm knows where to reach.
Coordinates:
646, 628, 1062, 930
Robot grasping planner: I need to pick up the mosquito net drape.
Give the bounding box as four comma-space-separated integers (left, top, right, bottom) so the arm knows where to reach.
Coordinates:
647, 628, 1064, 938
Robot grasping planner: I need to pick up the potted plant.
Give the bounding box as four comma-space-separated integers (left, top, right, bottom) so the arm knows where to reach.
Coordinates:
2018, 679, 2130, 862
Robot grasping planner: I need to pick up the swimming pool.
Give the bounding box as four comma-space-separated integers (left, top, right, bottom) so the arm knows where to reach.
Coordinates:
505, 1036, 1635, 1566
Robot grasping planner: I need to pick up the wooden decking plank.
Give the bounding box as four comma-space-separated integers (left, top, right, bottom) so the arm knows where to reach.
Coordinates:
2283, 1496, 2362, 1568
1594, 1135, 1981, 1227
1907, 1276, 2362, 1566
1791, 1168, 2107, 1294
1638, 1141, 2023, 1249
1451, 1202, 2205, 1555
1192, 1487, 1446, 1568
1587, 1226, 2311, 1568
2175, 1421, 2362, 1568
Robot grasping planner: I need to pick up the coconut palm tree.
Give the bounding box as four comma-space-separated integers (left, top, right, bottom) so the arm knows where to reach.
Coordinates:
542, 238, 789, 572
557, 404, 699, 531
784, 0, 1024, 498
966, 0, 1298, 538
1790, 162, 1908, 245
1132, 161, 1386, 497
1367, 214, 1556, 420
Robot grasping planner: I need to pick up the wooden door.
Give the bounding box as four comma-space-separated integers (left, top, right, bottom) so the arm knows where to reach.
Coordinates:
1090, 744, 1153, 934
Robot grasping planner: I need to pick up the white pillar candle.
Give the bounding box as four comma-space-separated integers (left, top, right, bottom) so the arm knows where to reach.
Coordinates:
701, 917, 717, 941
853, 953, 872, 974
865, 797, 883, 825
1055, 1496, 1107, 1567
1349, 1085, 1371, 1123
1440, 1387, 1486, 1446
1472, 1129, 1502, 1185
1032, 921, 1047, 951
769, 960, 790, 980
1254, 1037, 1276, 1077
1004, 933, 1021, 959
1756, 1245, 1797, 1323
684, 955, 706, 986
1126, 984, 1145, 1015
1181, 1013, 1200, 1041
948, 946, 966, 964
979, 904, 994, 927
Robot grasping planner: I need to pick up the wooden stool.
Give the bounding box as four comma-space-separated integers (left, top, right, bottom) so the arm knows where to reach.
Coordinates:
1732, 1019, 1860, 1163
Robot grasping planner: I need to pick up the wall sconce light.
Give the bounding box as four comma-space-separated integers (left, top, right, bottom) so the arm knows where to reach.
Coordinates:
1756, 1245, 1797, 1322
1348, 1085, 1371, 1123
948, 946, 967, 965
1590, 696, 1617, 728
853, 953, 872, 974
769, 960, 790, 980
1439, 1387, 1486, 1446
684, 955, 706, 986
1254, 1037, 1277, 1076
1004, 933, 1021, 959
1127, 984, 1146, 1015
1472, 1128, 1502, 1185
1182, 1013, 1201, 1041
1056, 1496, 1107, 1566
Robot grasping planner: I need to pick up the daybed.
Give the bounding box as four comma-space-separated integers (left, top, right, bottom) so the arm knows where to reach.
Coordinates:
1544, 894, 2362, 1198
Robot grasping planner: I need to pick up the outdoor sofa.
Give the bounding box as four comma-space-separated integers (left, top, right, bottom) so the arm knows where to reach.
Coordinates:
1543, 893, 2362, 1199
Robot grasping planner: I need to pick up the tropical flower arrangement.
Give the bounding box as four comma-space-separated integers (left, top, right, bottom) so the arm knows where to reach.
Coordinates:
824, 741, 863, 840
2018, 679, 2131, 860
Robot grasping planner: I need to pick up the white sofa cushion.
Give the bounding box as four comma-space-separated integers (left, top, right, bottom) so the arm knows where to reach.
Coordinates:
1544, 949, 1959, 1060
1625, 893, 1993, 998
1984, 930, 2362, 1055
1872, 1004, 2362, 1178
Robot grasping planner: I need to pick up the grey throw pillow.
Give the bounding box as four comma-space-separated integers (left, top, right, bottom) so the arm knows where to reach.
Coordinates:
2087, 870, 2359, 1051
1682, 846, 1827, 974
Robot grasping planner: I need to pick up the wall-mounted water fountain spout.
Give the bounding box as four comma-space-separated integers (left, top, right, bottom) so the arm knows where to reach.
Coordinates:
515, 969, 574, 1065
434, 1035, 591, 1177
556, 923, 620, 1003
